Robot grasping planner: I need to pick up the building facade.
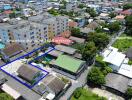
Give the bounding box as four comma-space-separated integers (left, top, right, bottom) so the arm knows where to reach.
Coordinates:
0, 19, 48, 52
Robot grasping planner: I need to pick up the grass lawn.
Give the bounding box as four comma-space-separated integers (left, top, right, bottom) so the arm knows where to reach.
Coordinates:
112, 34, 132, 52
70, 88, 107, 100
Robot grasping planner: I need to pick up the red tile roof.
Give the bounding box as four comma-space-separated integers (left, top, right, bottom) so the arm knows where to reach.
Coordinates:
120, 9, 132, 15
68, 21, 78, 27
3, 10, 13, 14
52, 36, 73, 45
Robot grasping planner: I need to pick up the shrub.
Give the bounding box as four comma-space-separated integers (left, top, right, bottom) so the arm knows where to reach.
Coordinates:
73, 88, 82, 99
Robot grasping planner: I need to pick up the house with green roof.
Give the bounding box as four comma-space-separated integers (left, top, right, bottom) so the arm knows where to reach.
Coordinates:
53, 55, 86, 79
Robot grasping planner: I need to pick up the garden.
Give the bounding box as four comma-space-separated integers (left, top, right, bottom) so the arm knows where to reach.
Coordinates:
112, 34, 132, 52
70, 87, 106, 100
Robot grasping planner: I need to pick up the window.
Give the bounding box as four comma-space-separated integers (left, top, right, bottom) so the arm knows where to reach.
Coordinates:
24, 34, 26, 37
31, 36, 34, 39
44, 27, 46, 30
30, 32, 34, 35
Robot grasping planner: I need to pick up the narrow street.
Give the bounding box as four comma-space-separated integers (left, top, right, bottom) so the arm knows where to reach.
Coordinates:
107, 27, 126, 47
59, 66, 91, 100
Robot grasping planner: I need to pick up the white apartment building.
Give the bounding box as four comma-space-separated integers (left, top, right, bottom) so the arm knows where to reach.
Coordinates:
0, 19, 48, 52
28, 13, 69, 39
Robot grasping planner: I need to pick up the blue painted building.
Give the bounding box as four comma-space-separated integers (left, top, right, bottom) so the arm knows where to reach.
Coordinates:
3, 4, 12, 10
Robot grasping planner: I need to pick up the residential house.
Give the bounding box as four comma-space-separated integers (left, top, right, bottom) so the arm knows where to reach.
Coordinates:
102, 46, 126, 71
87, 21, 99, 30
33, 74, 65, 96
0, 43, 25, 62
55, 45, 77, 55
119, 9, 132, 16
80, 27, 94, 36
104, 73, 129, 95
125, 47, 132, 60
17, 64, 41, 83
74, 17, 86, 27
53, 55, 86, 79
69, 36, 85, 44
52, 36, 73, 46
102, 46, 132, 79
68, 21, 78, 28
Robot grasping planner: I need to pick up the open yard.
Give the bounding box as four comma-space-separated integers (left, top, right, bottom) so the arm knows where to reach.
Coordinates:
112, 34, 132, 52
70, 88, 106, 100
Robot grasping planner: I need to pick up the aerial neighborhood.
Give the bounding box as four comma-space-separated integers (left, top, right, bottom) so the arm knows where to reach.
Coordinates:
0, 0, 131, 100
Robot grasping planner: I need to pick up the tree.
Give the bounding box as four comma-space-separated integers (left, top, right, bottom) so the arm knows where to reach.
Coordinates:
73, 88, 82, 99
126, 87, 132, 99
125, 15, 132, 36
71, 27, 82, 37
48, 8, 59, 16
0, 93, 13, 100
108, 21, 120, 33
78, 4, 85, 8
123, 4, 132, 10
109, 12, 116, 18
87, 67, 106, 85
81, 42, 97, 64
87, 32, 109, 50
86, 8, 97, 17
9, 12, 16, 18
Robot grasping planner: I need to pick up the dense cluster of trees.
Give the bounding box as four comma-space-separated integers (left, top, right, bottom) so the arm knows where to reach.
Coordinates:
87, 32, 110, 50
81, 42, 97, 64
78, 4, 86, 9
48, 8, 60, 16
86, 8, 97, 17
70, 28, 82, 37
87, 67, 106, 85
109, 12, 116, 18
123, 4, 132, 10
108, 21, 121, 33
125, 15, 132, 36
87, 56, 112, 86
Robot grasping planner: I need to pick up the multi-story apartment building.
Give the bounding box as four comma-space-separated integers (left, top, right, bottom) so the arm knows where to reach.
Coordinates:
29, 13, 69, 39
0, 19, 48, 52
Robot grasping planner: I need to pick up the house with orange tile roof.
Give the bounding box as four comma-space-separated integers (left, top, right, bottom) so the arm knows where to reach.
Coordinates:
68, 21, 78, 28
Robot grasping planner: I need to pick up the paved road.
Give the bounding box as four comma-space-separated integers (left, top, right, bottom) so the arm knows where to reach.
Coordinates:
107, 27, 126, 48
59, 66, 91, 100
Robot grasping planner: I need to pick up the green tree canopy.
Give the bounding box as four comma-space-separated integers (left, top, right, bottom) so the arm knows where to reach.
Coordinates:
48, 8, 59, 16
71, 27, 82, 37
109, 12, 116, 18
78, 4, 85, 8
126, 87, 132, 99
123, 4, 132, 10
81, 42, 97, 64
87, 67, 106, 85
87, 32, 110, 50
86, 8, 97, 17
108, 21, 120, 33
0, 93, 13, 100
125, 15, 132, 36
